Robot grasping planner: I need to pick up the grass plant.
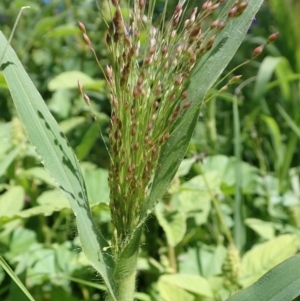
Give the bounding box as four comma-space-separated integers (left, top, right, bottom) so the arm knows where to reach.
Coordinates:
1, 1, 300, 301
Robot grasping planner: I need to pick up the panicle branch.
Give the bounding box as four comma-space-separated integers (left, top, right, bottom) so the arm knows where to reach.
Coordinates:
80, 0, 250, 254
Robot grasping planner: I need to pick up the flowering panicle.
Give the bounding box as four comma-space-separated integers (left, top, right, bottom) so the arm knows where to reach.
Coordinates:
79, 0, 249, 254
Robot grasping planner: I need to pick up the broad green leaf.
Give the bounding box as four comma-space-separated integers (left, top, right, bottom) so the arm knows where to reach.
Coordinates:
201, 156, 259, 194
59, 116, 85, 134
44, 24, 80, 38
198, 244, 227, 278
202, 155, 229, 177
0, 31, 117, 300
240, 234, 299, 287
26, 248, 57, 287
8, 228, 37, 259
48, 90, 72, 119
227, 254, 300, 301
81, 165, 110, 205
156, 205, 186, 247
158, 274, 213, 298
48, 70, 105, 91
0, 186, 24, 217
0, 205, 67, 227
0, 191, 70, 227
176, 174, 215, 225
245, 218, 275, 240
179, 245, 227, 278
178, 248, 202, 276
0, 181, 109, 227
23, 167, 57, 187
158, 278, 195, 301
0, 143, 25, 177
175, 158, 196, 177
37, 190, 69, 206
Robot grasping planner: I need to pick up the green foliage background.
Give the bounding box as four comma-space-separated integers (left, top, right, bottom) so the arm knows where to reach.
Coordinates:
0, 0, 300, 300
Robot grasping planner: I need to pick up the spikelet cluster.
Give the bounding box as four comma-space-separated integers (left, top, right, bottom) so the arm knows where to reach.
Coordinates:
79, 0, 250, 254
222, 243, 242, 290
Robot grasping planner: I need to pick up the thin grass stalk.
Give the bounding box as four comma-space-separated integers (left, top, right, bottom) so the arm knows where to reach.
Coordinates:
233, 95, 245, 251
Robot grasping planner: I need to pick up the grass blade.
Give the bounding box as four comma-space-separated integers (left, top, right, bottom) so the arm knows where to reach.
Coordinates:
0, 31, 116, 300
0, 256, 36, 301
227, 254, 300, 301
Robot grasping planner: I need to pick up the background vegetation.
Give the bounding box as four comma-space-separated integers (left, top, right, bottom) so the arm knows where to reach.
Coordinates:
0, 0, 300, 300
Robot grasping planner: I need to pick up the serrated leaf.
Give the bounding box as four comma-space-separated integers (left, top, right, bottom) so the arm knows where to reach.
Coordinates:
23, 167, 57, 187
175, 158, 196, 177
245, 218, 275, 240
158, 278, 195, 301
0, 143, 24, 177
0, 186, 24, 217
158, 274, 213, 298
240, 234, 299, 287
156, 206, 186, 247
81, 166, 110, 205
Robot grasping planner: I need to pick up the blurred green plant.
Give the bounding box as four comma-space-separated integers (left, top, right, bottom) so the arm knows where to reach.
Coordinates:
1, 1, 300, 301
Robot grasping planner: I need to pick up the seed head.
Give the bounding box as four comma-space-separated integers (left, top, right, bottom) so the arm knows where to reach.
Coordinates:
83, 93, 90, 105
111, 0, 118, 7
228, 7, 237, 18
206, 35, 216, 49
202, 0, 212, 11
209, 3, 220, 13
267, 32, 279, 44
252, 45, 264, 58
82, 33, 92, 47
190, 7, 198, 22
229, 75, 242, 84
220, 85, 228, 92
181, 90, 188, 100
77, 21, 86, 33
183, 100, 192, 109
77, 80, 83, 94
217, 21, 226, 31
237, 1, 248, 14
139, 0, 145, 10
210, 20, 219, 29
161, 45, 168, 56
